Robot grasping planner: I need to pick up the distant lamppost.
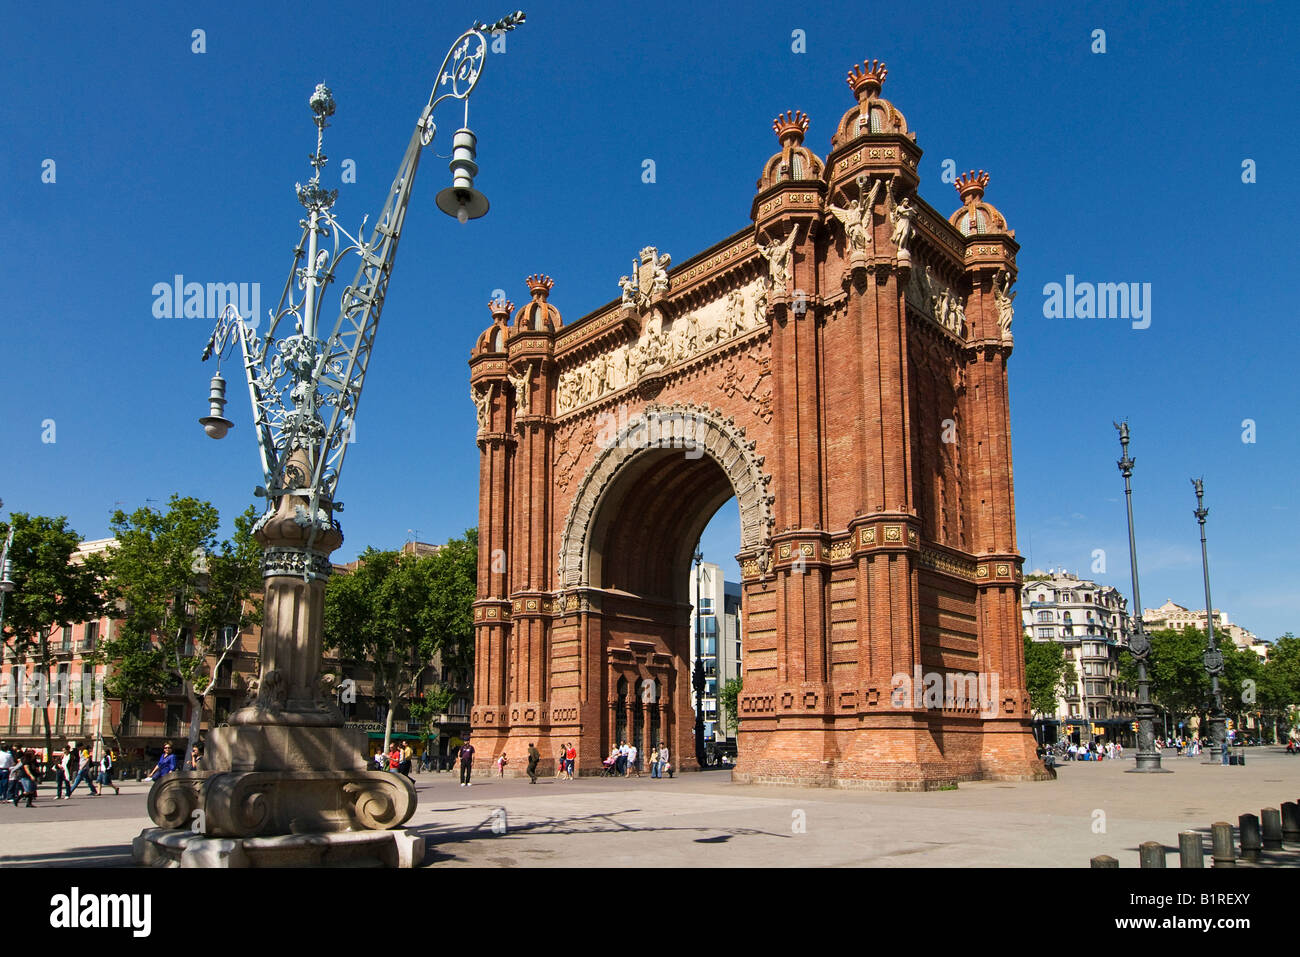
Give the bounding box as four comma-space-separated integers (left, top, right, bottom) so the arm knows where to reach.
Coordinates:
1192, 479, 1228, 764
693, 548, 706, 768
1114, 421, 1168, 773
136, 13, 527, 868
0, 520, 16, 642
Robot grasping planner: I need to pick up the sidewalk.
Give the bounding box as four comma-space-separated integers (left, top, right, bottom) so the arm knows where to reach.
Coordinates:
1, 749, 1296, 867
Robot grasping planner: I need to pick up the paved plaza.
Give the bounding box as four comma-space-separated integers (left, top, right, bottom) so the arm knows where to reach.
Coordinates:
2, 748, 1297, 868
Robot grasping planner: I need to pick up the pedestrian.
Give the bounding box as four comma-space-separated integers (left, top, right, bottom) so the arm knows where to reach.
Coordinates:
457, 738, 476, 786
98, 748, 120, 795
556, 745, 567, 780
71, 746, 100, 795
185, 745, 202, 771
616, 741, 628, 776
527, 743, 540, 784
8, 756, 25, 805
658, 743, 669, 778
143, 742, 178, 782
565, 742, 576, 780
12, 751, 38, 807
648, 746, 660, 778
626, 742, 640, 777
388, 743, 403, 778
496, 751, 509, 778
401, 742, 414, 777
55, 747, 75, 799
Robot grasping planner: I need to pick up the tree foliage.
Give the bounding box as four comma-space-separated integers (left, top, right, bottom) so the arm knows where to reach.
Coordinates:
719, 676, 742, 733
323, 529, 477, 752
1023, 635, 1068, 717
98, 496, 261, 754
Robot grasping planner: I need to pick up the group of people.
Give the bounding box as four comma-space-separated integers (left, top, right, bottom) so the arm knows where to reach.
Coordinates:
603, 741, 672, 778
1060, 740, 1124, 762
0, 740, 125, 807
373, 742, 417, 782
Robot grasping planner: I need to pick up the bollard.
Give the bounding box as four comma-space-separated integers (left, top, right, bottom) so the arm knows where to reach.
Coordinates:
1091, 854, 1119, 868
1239, 813, 1262, 862
1139, 841, 1167, 868
1178, 831, 1205, 868
1281, 802, 1300, 842
1211, 822, 1236, 867
1261, 808, 1283, 850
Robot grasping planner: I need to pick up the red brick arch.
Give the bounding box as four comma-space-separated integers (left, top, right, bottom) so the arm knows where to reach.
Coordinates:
467, 62, 1046, 788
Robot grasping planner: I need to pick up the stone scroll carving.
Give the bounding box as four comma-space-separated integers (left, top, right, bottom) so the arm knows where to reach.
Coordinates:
557, 403, 775, 589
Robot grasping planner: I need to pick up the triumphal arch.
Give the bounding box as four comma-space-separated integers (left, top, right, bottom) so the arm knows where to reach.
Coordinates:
467, 60, 1046, 788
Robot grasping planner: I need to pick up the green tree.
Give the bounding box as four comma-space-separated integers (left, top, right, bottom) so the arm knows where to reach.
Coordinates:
323, 529, 477, 755
0, 513, 107, 761
1023, 635, 1068, 719
719, 676, 742, 733
99, 496, 262, 758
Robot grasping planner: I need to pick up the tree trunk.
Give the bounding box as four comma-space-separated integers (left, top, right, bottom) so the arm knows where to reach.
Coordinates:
383, 694, 396, 757
40, 628, 54, 766
185, 682, 203, 764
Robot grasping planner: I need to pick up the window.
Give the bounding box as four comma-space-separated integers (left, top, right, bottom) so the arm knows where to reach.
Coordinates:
1061, 594, 1070, 603
1037, 628, 1053, 638
698, 598, 715, 615
1037, 611, 1052, 622
219, 625, 239, 651
165, 704, 185, 737
61, 626, 73, 651
82, 621, 99, 651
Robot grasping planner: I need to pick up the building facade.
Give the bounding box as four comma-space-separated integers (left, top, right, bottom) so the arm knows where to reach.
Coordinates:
0, 538, 468, 772
687, 560, 743, 747
468, 59, 1045, 789
1143, 599, 1258, 650
1021, 569, 1135, 743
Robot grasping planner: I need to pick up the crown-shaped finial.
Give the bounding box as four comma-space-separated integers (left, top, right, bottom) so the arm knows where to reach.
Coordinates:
846, 60, 888, 101
525, 274, 554, 300
955, 170, 990, 203
772, 110, 810, 144
488, 297, 514, 321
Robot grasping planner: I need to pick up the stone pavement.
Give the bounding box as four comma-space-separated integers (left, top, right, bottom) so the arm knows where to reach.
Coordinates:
2, 748, 1297, 867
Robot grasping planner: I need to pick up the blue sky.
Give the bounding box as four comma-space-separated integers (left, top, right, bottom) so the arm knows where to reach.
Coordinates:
2, 1, 1296, 640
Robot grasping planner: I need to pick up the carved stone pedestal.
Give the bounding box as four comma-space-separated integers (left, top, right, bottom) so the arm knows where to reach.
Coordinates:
133, 827, 424, 868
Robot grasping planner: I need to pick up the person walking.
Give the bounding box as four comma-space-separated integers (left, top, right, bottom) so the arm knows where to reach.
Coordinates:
98, 748, 120, 795
496, 751, 509, 779
648, 746, 660, 779
56, 747, 75, 799
457, 739, 476, 786
658, 743, 669, 779
556, 745, 567, 780
68, 746, 99, 796
565, 742, 576, 780
625, 742, 640, 778
12, 752, 38, 807
144, 742, 178, 782
0, 743, 13, 795
527, 743, 540, 784
401, 743, 414, 778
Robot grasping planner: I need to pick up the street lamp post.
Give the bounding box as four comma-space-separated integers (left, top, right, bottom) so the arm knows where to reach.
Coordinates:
0, 519, 16, 656
136, 13, 526, 868
1192, 479, 1228, 765
1114, 422, 1168, 773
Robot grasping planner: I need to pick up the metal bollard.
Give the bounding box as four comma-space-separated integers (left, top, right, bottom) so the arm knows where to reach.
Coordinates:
1210, 822, 1236, 867
1178, 831, 1205, 868
1239, 813, 1262, 862
1091, 854, 1119, 868
1261, 808, 1283, 850
1281, 802, 1300, 842
1139, 841, 1167, 868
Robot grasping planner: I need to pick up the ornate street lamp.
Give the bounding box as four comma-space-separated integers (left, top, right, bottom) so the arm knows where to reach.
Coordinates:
135, 13, 526, 869
1114, 422, 1168, 773
1192, 478, 1228, 764
0, 522, 16, 643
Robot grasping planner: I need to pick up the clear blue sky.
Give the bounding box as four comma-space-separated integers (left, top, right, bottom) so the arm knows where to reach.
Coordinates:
2, 1, 1296, 640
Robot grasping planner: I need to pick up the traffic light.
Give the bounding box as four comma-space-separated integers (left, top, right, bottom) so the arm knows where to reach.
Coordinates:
1130, 722, 1138, 732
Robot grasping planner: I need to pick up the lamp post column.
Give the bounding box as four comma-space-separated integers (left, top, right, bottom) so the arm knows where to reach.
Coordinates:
1115, 422, 1167, 773
1192, 479, 1228, 764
